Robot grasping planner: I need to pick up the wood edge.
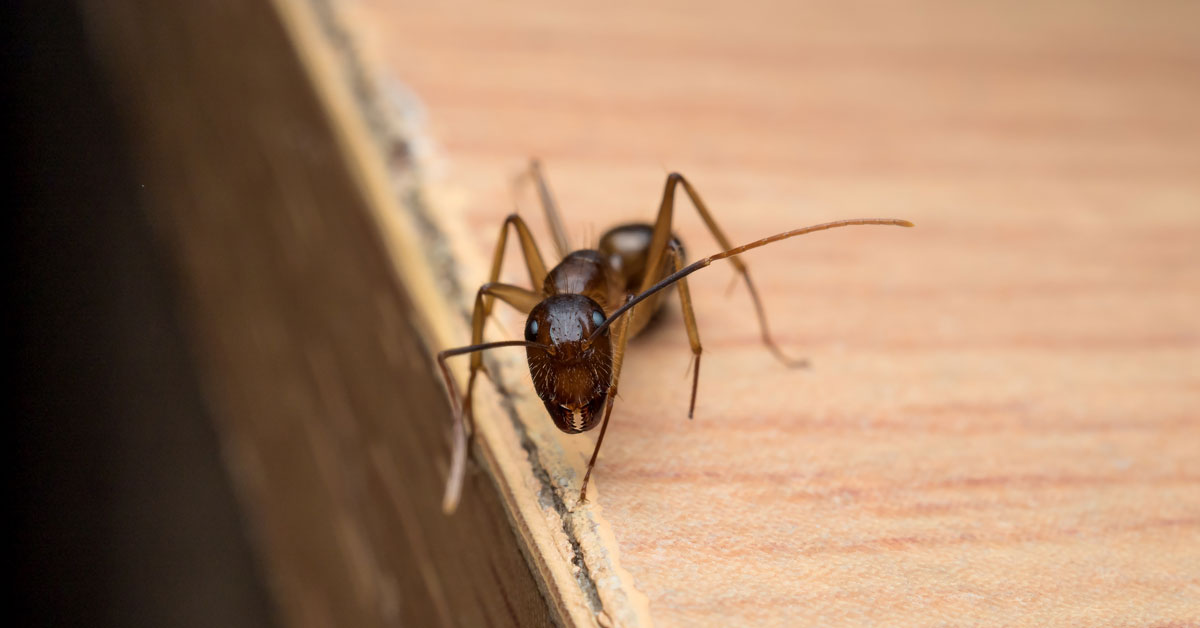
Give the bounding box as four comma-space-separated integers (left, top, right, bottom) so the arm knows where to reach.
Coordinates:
265, 1, 655, 626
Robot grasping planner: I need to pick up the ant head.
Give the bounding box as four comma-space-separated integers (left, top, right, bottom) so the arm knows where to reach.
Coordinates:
524, 294, 613, 434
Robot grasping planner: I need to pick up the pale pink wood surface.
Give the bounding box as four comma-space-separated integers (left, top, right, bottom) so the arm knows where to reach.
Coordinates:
345, 1, 1200, 625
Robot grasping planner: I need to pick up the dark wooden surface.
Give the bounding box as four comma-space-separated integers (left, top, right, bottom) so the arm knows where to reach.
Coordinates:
81, 0, 557, 626
13, 3, 275, 626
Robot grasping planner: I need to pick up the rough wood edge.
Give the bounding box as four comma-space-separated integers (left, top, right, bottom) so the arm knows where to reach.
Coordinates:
270, 1, 655, 626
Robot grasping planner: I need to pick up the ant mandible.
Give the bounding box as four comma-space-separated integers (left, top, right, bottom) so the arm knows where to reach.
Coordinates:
437, 161, 912, 513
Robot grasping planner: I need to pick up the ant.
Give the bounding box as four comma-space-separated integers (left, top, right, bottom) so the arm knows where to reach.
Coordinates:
437, 161, 912, 513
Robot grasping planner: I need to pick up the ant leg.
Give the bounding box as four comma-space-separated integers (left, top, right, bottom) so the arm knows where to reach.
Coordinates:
437, 339, 544, 514
488, 213, 549, 294
666, 240, 703, 418
476, 213, 551, 377
513, 159, 571, 258
641, 173, 808, 368
464, 281, 541, 414
577, 218, 913, 505
445, 283, 540, 514
579, 296, 634, 505
441, 213, 548, 515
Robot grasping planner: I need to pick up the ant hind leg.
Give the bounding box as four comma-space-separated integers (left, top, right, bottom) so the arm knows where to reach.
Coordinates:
666, 240, 703, 418
641, 173, 808, 368
513, 159, 571, 259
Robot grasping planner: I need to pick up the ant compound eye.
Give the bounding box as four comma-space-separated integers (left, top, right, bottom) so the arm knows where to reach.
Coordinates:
591, 310, 605, 327
525, 319, 539, 342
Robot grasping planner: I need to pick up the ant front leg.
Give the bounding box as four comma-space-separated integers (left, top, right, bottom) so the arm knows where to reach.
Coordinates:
579, 296, 634, 506
441, 214, 549, 514
642, 173, 808, 368
441, 283, 539, 514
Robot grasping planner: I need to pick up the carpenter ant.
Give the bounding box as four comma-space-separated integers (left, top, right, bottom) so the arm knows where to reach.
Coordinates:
437, 161, 912, 513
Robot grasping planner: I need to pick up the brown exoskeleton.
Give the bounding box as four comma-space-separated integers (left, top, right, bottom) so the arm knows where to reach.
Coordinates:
437, 161, 912, 512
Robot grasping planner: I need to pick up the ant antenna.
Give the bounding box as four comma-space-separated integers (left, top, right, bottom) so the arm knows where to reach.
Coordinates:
589, 218, 914, 342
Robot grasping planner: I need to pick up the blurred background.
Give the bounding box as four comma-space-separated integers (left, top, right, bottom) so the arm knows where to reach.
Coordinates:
11, 2, 275, 626
11, 0, 1200, 626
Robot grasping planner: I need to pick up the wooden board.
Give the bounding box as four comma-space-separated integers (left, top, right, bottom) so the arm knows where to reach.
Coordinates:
334, 1, 1200, 626
83, 0, 1200, 625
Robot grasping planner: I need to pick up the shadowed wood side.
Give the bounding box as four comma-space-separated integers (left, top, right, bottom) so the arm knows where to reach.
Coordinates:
81, 0, 557, 626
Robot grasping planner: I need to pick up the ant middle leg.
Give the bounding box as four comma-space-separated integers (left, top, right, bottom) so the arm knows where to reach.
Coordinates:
475, 213, 553, 377
464, 282, 541, 411
579, 295, 634, 505
641, 173, 808, 368
487, 213, 549, 296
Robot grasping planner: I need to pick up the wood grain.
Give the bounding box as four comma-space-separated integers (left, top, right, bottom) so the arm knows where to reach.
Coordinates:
337, 0, 1200, 626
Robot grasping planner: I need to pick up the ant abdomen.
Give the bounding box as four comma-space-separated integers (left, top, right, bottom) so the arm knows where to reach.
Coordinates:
599, 224, 684, 338
599, 223, 683, 292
